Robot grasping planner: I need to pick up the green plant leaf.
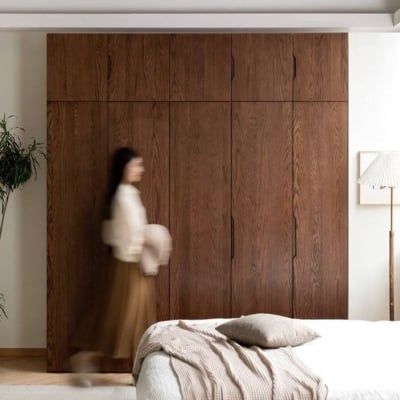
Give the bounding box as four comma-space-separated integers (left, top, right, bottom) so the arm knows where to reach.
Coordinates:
0, 114, 45, 190
0, 293, 7, 319
0, 114, 46, 242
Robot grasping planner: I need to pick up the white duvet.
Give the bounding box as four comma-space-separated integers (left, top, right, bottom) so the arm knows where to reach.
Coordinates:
136, 319, 400, 400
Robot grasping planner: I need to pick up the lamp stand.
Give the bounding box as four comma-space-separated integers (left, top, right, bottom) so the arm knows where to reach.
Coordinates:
389, 187, 395, 321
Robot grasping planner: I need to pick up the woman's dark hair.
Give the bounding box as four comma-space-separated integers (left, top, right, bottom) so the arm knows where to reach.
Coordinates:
106, 147, 140, 214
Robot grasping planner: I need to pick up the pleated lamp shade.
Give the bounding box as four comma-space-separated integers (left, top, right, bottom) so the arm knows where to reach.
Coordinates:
358, 151, 400, 189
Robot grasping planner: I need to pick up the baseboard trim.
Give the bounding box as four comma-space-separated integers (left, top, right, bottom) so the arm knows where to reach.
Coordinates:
0, 348, 46, 357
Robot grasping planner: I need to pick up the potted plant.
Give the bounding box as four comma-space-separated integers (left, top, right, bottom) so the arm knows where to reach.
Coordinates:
0, 114, 45, 318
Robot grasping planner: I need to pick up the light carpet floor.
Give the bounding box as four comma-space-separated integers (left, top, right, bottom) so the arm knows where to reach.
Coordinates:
0, 356, 136, 399
0, 385, 136, 400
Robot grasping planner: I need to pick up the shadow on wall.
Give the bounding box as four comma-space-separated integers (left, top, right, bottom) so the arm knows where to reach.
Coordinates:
16, 32, 47, 347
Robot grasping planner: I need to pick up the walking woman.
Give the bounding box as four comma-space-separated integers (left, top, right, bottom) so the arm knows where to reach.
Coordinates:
71, 147, 158, 385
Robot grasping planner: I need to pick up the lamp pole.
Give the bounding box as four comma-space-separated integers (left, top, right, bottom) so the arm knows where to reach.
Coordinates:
389, 187, 394, 321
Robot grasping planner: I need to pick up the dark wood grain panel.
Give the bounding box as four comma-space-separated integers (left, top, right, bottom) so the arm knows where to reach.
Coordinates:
232, 34, 293, 101
108, 102, 170, 321
293, 102, 348, 319
108, 35, 169, 101
170, 35, 231, 101
47, 102, 108, 371
294, 34, 348, 101
47, 34, 108, 101
47, 34, 350, 373
232, 102, 292, 317
170, 102, 231, 318
47, 102, 64, 372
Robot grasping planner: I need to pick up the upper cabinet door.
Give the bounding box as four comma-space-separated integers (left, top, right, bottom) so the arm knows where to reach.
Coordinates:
47, 34, 108, 101
232, 102, 293, 317
293, 102, 348, 319
232, 34, 293, 101
108, 35, 169, 101
294, 34, 348, 101
170, 34, 231, 101
170, 102, 231, 319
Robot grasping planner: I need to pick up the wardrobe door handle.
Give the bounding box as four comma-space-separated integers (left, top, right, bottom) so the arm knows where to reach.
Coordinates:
293, 55, 297, 80
293, 215, 298, 259
231, 216, 235, 260
108, 55, 112, 80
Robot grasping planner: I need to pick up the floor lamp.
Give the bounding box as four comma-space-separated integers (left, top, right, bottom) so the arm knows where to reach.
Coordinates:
358, 151, 400, 321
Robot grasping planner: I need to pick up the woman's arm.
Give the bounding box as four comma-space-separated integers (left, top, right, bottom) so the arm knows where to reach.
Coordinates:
113, 194, 146, 261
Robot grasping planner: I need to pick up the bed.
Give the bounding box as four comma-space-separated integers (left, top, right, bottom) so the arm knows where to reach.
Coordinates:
135, 318, 400, 400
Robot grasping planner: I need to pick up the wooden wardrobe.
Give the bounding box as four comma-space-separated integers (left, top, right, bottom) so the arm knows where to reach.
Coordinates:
47, 33, 348, 371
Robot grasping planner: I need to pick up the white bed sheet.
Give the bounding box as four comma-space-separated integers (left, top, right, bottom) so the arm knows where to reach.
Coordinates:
136, 319, 400, 400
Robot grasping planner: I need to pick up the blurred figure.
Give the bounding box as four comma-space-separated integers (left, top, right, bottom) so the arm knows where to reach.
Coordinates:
71, 147, 170, 386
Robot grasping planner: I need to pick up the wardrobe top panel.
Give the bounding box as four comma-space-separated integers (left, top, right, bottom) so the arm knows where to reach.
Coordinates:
170, 34, 231, 101
47, 34, 108, 101
108, 34, 169, 101
232, 34, 293, 101
47, 33, 348, 102
294, 33, 348, 102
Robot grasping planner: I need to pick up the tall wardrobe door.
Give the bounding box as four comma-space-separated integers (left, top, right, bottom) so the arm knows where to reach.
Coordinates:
170, 35, 231, 101
232, 102, 293, 317
108, 35, 169, 101
232, 34, 293, 101
47, 34, 108, 101
108, 102, 170, 321
170, 102, 231, 318
293, 102, 348, 319
293, 34, 348, 101
47, 102, 108, 371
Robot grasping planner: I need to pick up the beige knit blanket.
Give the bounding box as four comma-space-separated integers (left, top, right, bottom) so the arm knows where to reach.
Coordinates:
133, 321, 328, 400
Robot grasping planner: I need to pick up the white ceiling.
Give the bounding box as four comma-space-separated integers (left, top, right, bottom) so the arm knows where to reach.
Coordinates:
1, 0, 400, 13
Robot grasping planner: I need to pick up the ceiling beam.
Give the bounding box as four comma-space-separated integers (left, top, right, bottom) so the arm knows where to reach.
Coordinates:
0, 0, 398, 14
0, 12, 396, 32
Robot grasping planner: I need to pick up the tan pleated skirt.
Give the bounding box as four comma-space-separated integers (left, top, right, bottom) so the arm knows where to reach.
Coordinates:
75, 261, 156, 359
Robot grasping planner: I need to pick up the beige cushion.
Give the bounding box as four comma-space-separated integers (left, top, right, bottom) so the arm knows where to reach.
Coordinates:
216, 313, 320, 348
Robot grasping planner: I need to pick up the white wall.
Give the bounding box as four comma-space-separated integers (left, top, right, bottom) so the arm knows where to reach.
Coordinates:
349, 33, 400, 321
0, 32, 46, 347
0, 31, 399, 347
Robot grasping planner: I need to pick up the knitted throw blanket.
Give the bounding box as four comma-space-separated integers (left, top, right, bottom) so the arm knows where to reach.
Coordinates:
133, 321, 328, 400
